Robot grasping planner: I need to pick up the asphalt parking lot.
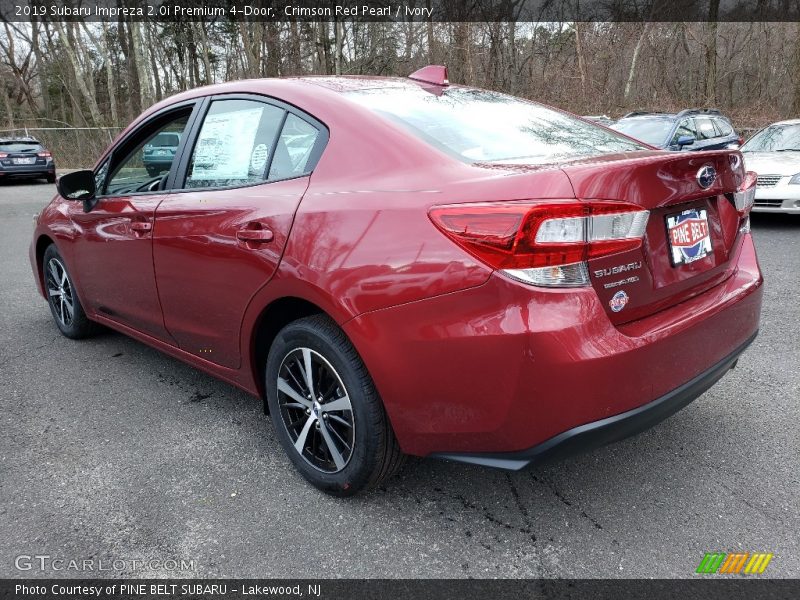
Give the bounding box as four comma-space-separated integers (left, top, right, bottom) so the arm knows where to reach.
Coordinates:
0, 181, 798, 579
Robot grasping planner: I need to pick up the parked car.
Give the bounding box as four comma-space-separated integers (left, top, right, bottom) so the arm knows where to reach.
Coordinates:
611, 109, 742, 151
0, 136, 56, 183
741, 119, 800, 214
142, 130, 181, 176
30, 66, 762, 495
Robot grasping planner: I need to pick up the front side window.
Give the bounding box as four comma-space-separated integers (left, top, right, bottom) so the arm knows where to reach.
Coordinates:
105, 109, 191, 195
349, 87, 644, 164
671, 119, 696, 144
185, 99, 285, 189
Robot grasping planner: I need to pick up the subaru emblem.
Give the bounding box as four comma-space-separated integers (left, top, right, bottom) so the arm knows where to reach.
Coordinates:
696, 165, 717, 189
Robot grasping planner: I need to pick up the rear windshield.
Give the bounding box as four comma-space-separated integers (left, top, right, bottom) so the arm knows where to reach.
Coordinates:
346, 87, 644, 164
0, 141, 43, 153
148, 132, 180, 147
742, 124, 800, 152
611, 118, 674, 146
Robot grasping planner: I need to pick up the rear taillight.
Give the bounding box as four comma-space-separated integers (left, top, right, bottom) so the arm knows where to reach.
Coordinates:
738, 136, 745, 146
37, 151, 51, 158
733, 171, 757, 216
0, 153, 7, 159
429, 201, 649, 287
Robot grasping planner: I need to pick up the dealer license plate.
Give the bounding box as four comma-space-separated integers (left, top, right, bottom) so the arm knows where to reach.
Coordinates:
666, 208, 712, 266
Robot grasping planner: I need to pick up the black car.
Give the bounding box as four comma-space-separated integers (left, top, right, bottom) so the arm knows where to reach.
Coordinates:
0, 137, 56, 183
610, 109, 742, 151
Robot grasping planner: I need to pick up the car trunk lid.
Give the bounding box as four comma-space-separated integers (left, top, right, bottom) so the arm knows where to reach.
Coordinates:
559, 150, 746, 324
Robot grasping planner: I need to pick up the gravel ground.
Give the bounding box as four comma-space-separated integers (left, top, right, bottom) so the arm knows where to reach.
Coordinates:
0, 181, 798, 579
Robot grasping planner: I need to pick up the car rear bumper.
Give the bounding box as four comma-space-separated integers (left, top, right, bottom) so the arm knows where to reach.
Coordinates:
0, 164, 55, 178
343, 232, 763, 458
431, 331, 756, 470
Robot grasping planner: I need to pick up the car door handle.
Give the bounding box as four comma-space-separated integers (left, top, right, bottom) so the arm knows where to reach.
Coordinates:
236, 228, 274, 243
130, 220, 152, 233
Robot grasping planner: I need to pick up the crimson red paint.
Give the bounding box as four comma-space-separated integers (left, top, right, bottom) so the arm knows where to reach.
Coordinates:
30, 75, 762, 463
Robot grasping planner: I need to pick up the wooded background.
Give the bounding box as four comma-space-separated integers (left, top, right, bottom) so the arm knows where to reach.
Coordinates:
2, 18, 799, 165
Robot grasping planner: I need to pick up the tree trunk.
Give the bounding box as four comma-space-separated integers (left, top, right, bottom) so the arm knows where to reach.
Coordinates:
625, 23, 651, 102
574, 23, 587, 100
145, 22, 163, 98
793, 23, 800, 113
52, 21, 102, 125
334, 20, 344, 75
82, 19, 119, 125
130, 22, 153, 109
193, 21, 213, 84
265, 22, 281, 77
705, 0, 720, 105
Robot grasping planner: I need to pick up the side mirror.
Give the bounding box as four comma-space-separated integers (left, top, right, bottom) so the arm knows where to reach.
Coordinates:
56, 169, 97, 212
676, 135, 695, 147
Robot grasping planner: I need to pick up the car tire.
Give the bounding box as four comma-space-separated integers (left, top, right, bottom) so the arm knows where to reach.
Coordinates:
46, 174, 56, 184
146, 166, 158, 177
42, 244, 97, 339
265, 314, 405, 496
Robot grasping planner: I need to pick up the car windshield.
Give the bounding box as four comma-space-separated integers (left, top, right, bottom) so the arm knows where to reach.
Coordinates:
610, 118, 674, 146
0, 141, 43, 153
741, 124, 800, 152
346, 87, 644, 164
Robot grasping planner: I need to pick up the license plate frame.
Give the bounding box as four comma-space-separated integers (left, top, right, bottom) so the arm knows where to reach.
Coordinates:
13, 157, 35, 165
666, 208, 712, 266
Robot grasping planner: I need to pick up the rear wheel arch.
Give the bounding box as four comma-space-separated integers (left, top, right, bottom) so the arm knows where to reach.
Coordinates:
250, 296, 326, 400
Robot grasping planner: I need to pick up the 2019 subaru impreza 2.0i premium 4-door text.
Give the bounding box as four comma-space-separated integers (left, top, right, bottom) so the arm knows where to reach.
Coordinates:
30, 66, 763, 495
0, 137, 56, 183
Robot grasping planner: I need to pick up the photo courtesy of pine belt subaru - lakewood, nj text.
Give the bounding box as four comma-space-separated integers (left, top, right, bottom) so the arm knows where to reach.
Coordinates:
30, 66, 763, 495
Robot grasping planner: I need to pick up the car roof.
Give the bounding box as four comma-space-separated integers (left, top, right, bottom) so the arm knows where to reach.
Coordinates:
619, 109, 729, 121
0, 136, 41, 143
765, 118, 800, 127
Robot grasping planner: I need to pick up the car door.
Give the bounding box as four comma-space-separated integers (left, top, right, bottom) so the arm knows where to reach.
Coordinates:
68, 102, 200, 342
152, 95, 328, 369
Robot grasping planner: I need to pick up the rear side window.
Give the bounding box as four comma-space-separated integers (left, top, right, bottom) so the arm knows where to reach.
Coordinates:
268, 114, 320, 180
348, 87, 644, 164
714, 118, 733, 136
694, 118, 717, 140
185, 99, 285, 189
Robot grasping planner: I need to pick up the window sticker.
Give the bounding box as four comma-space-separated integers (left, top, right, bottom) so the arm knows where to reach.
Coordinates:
189, 106, 263, 182
250, 143, 270, 174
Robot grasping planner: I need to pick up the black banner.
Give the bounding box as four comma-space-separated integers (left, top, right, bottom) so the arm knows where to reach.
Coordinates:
2, 0, 800, 23
2, 579, 800, 600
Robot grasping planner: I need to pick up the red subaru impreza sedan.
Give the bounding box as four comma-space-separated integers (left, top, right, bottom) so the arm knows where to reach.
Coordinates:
30, 66, 762, 495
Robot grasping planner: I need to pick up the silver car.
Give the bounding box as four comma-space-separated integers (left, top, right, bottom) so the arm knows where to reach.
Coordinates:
741, 119, 800, 214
